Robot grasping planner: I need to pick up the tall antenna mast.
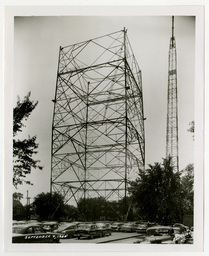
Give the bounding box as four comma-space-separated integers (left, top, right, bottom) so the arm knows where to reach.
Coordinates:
166, 16, 179, 172
172, 16, 174, 38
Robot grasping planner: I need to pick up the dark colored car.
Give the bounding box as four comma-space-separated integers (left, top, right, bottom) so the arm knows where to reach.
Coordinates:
42, 221, 59, 232
111, 222, 123, 232
96, 223, 112, 236
75, 223, 103, 239
121, 222, 137, 232
12, 224, 60, 243
54, 223, 78, 239
140, 226, 175, 244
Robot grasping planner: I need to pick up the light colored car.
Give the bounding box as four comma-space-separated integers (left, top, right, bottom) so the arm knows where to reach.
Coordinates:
42, 221, 59, 232
136, 223, 147, 234
121, 222, 137, 232
140, 226, 175, 244
111, 222, 123, 232
173, 227, 187, 244
173, 223, 192, 239
12, 224, 60, 243
96, 223, 112, 236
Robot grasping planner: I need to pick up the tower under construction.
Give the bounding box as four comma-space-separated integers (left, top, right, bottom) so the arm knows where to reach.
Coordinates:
166, 16, 179, 172
50, 29, 145, 218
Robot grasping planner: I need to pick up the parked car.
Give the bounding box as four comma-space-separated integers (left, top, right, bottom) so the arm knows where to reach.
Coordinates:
173, 227, 187, 244
173, 223, 192, 239
12, 220, 27, 226
96, 223, 112, 236
121, 222, 137, 232
184, 226, 192, 239
111, 222, 123, 232
42, 221, 59, 232
75, 223, 103, 239
136, 223, 147, 234
54, 223, 79, 239
12, 224, 60, 243
140, 226, 175, 244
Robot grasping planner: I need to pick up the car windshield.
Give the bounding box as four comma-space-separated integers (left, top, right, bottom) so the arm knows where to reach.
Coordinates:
96, 223, 105, 227
173, 228, 181, 234
147, 229, 170, 236
78, 224, 91, 229
58, 224, 75, 231
12, 227, 24, 234
124, 223, 132, 227
43, 225, 50, 228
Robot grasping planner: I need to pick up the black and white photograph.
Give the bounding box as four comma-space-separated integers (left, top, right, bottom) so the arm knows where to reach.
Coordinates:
2, 3, 206, 255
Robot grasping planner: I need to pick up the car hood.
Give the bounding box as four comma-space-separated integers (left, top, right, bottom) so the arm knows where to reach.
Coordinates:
143, 235, 173, 244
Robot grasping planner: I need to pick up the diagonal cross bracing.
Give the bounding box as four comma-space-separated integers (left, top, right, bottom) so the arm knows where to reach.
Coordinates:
51, 29, 145, 218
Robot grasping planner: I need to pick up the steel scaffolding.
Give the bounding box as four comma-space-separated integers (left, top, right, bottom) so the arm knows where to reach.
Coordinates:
166, 17, 179, 172
51, 29, 145, 216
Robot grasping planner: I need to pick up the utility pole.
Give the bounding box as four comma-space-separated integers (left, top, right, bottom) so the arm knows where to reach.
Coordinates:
26, 190, 30, 206
26, 190, 31, 220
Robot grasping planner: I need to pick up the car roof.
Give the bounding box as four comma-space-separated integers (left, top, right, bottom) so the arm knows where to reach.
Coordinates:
173, 226, 181, 229
58, 223, 77, 228
147, 225, 173, 230
13, 224, 43, 229
42, 221, 58, 225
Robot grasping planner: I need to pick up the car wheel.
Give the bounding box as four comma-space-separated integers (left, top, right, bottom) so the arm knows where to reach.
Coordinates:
90, 234, 94, 239
77, 236, 81, 239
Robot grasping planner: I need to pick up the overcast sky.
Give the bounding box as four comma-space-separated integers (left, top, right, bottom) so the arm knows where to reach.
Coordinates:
13, 16, 195, 205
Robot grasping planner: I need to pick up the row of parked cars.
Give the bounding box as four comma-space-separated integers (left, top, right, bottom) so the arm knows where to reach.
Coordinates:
12, 220, 193, 244
12, 221, 113, 243
135, 223, 193, 244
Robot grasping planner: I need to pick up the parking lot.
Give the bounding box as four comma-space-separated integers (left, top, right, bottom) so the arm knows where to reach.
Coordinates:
60, 232, 145, 244
60, 232, 193, 244
12, 220, 193, 244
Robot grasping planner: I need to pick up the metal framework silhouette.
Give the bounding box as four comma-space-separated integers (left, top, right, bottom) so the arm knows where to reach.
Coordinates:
50, 29, 145, 216
166, 16, 179, 172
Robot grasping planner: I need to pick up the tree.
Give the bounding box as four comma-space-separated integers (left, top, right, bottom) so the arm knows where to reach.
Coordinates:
188, 121, 194, 140
13, 92, 43, 188
62, 204, 80, 221
33, 192, 66, 220
129, 157, 183, 225
13, 192, 24, 201
180, 164, 194, 215
77, 197, 109, 221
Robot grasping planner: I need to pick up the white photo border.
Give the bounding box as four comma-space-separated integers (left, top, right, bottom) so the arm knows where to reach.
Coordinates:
1, 2, 207, 256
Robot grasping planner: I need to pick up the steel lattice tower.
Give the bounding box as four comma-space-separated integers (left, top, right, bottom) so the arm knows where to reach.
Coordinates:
166, 16, 179, 172
50, 29, 145, 215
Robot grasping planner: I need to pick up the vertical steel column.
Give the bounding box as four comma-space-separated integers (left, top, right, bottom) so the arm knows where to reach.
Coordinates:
124, 28, 128, 216
84, 81, 90, 200
50, 46, 61, 194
